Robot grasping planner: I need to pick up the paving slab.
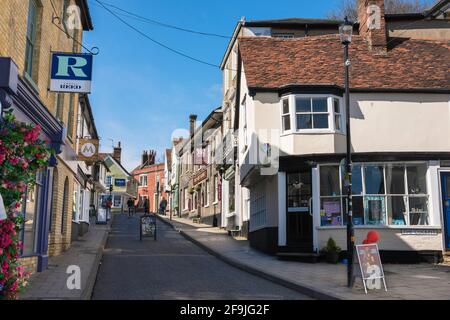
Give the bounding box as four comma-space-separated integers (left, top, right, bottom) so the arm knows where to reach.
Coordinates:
20, 220, 111, 300
159, 215, 450, 300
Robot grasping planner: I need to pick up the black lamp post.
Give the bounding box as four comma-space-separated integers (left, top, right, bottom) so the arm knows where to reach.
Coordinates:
340, 17, 354, 288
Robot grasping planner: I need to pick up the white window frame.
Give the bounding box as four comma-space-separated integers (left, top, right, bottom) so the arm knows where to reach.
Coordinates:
139, 174, 148, 187
280, 94, 345, 135
318, 161, 431, 228
205, 180, 210, 207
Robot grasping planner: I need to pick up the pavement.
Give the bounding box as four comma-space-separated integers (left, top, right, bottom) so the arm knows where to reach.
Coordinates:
158, 215, 450, 300
20, 219, 111, 300
91, 213, 310, 300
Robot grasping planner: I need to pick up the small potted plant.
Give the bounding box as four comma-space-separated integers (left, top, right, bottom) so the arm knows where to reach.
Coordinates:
321, 237, 341, 264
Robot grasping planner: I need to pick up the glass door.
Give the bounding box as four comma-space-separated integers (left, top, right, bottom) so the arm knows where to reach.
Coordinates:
287, 170, 313, 250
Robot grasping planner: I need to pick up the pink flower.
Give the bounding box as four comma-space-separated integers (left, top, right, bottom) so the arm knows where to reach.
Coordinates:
9, 156, 20, 165
0, 248, 3, 255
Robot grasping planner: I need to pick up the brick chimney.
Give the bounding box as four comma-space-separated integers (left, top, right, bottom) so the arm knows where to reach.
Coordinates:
113, 141, 122, 163
358, 0, 387, 53
141, 151, 148, 166
148, 150, 156, 165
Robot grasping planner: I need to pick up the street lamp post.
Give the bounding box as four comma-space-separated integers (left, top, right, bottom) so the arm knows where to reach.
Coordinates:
340, 17, 354, 288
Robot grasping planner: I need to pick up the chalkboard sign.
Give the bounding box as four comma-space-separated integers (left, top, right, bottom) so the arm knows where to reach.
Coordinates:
140, 214, 157, 240
96, 208, 107, 225
356, 244, 387, 294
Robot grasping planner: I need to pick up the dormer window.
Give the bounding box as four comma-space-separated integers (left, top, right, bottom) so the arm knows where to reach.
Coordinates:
281, 94, 344, 134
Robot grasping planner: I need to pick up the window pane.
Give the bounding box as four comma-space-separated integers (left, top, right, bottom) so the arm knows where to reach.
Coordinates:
364, 196, 386, 225
352, 164, 363, 195
296, 98, 311, 112
23, 183, 39, 255
297, 114, 312, 129
320, 166, 340, 196
409, 197, 429, 225
335, 115, 341, 131
386, 165, 405, 194
387, 196, 407, 225
320, 198, 342, 226
312, 98, 328, 112
334, 98, 340, 113
282, 115, 291, 131
287, 173, 311, 208
407, 164, 427, 194
352, 196, 364, 225
313, 114, 328, 129
283, 99, 289, 114
364, 165, 385, 194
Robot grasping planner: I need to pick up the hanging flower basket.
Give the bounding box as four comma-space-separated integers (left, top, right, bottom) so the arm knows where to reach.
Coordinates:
0, 111, 52, 300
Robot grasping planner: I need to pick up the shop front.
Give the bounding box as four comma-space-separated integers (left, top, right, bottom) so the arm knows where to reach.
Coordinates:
273, 156, 449, 262
0, 57, 64, 272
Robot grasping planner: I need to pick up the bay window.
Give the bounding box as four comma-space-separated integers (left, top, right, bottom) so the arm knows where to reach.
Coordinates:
281, 95, 343, 133
319, 163, 430, 227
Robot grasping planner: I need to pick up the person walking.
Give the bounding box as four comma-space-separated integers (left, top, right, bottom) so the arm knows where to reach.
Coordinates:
143, 198, 149, 214
127, 198, 134, 217
159, 197, 168, 216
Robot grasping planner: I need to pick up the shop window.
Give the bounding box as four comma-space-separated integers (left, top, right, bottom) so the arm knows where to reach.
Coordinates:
61, 177, 69, 234
19, 172, 43, 256
364, 165, 385, 194
113, 195, 121, 207
205, 180, 210, 207
320, 166, 341, 226
72, 189, 78, 221
320, 163, 429, 227
229, 178, 235, 213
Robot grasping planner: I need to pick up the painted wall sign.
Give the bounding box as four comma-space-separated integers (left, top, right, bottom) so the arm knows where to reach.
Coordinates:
77, 139, 99, 162
193, 169, 208, 186
401, 229, 439, 236
50, 52, 93, 93
356, 244, 388, 294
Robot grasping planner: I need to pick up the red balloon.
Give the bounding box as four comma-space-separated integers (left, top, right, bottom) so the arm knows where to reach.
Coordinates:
365, 230, 380, 244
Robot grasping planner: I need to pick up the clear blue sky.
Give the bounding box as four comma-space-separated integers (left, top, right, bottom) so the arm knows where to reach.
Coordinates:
84, 0, 346, 171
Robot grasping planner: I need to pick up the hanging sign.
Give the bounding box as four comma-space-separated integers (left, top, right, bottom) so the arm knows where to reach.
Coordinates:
50, 52, 93, 93
0, 194, 7, 221
356, 243, 388, 294
78, 139, 99, 162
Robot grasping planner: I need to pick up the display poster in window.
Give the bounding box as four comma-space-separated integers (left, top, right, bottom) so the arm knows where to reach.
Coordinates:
356, 243, 387, 294
321, 200, 341, 226
364, 196, 385, 225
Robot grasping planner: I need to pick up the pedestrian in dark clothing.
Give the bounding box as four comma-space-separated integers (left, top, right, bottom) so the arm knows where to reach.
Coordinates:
159, 198, 168, 215
127, 198, 134, 217
143, 198, 149, 214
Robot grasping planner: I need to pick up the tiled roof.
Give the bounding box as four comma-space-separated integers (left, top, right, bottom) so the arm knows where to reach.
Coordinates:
239, 35, 450, 91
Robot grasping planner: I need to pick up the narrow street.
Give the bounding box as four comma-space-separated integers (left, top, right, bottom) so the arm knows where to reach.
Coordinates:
91, 213, 310, 300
